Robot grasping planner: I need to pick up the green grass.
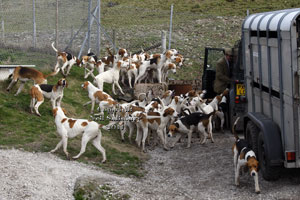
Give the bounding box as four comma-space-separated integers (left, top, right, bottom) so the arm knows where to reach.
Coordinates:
0, 49, 147, 179
74, 183, 130, 200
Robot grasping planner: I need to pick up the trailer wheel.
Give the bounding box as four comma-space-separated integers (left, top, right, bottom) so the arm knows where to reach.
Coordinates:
258, 131, 281, 181
246, 121, 259, 155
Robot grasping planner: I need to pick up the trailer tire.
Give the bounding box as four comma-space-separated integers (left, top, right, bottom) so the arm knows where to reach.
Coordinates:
258, 131, 281, 181
246, 121, 259, 155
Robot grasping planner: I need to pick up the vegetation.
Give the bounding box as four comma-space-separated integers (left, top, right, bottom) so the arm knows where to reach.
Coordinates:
74, 183, 130, 200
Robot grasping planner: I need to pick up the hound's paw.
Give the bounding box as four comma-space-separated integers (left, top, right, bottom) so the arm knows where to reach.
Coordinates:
72, 156, 79, 160
256, 190, 261, 194
163, 146, 170, 151
101, 159, 107, 163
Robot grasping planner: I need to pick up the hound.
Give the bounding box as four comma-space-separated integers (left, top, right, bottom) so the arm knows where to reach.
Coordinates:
30, 78, 67, 116
127, 62, 139, 88
81, 49, 98, 79
81, 81, 118, 115
51, 107, 106, 163
135, 49, 175, 84
214, 95, 227, 132
161, 61, 177, 82
134, 107, 178, 152
6, 66, 57, 96
168, 112, 214, 148
161, 90, 175, 106
101, 47, 128, 67
232, 117, 260, 193
51, 42, 81, 76
94, 59, 125, 95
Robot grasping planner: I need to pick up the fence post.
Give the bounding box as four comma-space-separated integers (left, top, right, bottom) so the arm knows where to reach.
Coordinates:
1, 20, 4, 43
32, 0, 36, 48
70, 26, 73, 49
168, 4, 173, 50
161, 31, 166, 53
0, 0, 3, 44
78, 5, 99, 59
96, 0, 101, 56
112, 29, 116, 54
87, 0, 92, 50
55, 0, 58, 48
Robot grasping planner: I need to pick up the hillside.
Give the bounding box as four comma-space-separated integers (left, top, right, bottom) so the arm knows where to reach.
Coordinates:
0, 52, 147, 178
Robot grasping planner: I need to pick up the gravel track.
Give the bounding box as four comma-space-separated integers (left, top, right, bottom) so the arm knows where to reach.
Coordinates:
1, 131, 300, 200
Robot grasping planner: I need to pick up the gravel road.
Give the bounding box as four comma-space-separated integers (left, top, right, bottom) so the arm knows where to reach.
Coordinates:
0, 131, 300, 200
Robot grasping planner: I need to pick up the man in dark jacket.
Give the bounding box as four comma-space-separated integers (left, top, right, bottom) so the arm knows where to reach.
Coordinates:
213, 48, 234, 94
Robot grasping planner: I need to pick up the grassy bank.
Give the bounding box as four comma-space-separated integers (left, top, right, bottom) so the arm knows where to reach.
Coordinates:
0, 49, 147, 178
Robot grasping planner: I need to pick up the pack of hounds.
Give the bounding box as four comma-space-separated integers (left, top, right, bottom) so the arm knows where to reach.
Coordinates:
5, 43, 260, 193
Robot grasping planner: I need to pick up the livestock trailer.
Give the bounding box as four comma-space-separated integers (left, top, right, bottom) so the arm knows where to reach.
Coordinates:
242, 8, 300, 180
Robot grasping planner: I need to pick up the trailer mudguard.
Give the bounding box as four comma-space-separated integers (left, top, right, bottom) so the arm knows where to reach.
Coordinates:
244, 112, 284, 166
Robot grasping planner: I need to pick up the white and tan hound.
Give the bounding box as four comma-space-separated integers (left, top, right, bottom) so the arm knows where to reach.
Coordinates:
232, 117, 260, 193
51, 107, 106, 162
30, 78, 67, 116
81, 81, 118, 115
94, 59, 126, 95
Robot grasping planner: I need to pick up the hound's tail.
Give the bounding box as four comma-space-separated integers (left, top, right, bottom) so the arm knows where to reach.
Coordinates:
51, 42, 58, 53
232, 117, 240, 140
44, 70, 59, 78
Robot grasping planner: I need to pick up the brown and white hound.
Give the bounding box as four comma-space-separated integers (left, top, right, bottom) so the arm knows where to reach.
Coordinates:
6, 66, 57, 96
51, 107, 106, 162
51, 42, 81, 76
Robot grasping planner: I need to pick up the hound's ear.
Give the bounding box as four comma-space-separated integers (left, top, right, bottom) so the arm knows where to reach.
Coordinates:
52, 108, 58, 117
163, 110, 168, 117
256, 160, 260, 171
62, 108, 67, 115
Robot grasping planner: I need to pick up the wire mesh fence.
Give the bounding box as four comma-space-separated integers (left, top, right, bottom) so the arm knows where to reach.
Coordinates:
0, 0, 89, 53
0, 0, 244, 81
0, 0, 176, 58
